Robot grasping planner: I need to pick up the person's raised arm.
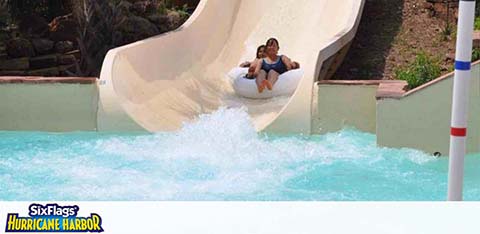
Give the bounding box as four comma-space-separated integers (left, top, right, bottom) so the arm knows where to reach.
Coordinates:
246, 59, 259, 77
240, 61, 251, 68
253, 59, 262, 77
282, 55, 293, 70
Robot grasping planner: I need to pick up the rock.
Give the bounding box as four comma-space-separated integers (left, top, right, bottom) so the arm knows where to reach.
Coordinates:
166, 10, 187, 30
27, 67, 60, 76
31, 38, 55, 55
6, 38, 36, 58
114, 16, 159, 46
49, 14, 78, 42
349, 68, 359, 73
473, 31, 480, 49
445, 52, 455, 62
54, 41, 74, 54
18, 14, 49, 37
118, 1, 133, 15
129, 0, 158, 15
0, 70, 27, 76
30, 54, 58, 69
172, 0, 199, 8
145, 1, 160, 14
147, 14, 170, 33
65, 50, 81, 59
58, 54, 77, 65
131, 1, 148, 15
427, 1, 459, 20
0, 57, 30, 70
59, 64, 77, 76
167, 10, 182, 27
147, 13, 168, 24
423, 2, 434, 10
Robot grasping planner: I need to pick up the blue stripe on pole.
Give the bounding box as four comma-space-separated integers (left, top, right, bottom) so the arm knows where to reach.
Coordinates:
455, 60, 471, 70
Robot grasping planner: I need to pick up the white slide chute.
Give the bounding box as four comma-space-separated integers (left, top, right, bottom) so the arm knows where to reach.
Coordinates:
98, 0, 365, 134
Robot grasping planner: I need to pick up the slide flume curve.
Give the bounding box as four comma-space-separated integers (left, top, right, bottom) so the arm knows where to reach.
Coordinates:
98, 0, 365, 134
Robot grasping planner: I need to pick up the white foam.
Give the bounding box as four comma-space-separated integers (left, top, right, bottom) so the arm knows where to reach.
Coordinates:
0, 108, 441, 201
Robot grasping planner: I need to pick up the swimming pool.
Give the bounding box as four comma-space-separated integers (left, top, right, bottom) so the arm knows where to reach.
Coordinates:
1, 108, 479, 201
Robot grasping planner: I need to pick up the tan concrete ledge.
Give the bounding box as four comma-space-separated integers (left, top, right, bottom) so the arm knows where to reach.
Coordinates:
321, 60, 480, 101
318, 80, 402, 86
317, 80, 408, 99
0, 76, 97, 84
376, 81, 408, 99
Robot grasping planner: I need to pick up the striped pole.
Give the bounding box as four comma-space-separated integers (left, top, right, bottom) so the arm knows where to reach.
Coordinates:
447, 0, 476, 201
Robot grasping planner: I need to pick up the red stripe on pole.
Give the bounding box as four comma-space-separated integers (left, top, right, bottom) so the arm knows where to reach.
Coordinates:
451, 127, 467, 137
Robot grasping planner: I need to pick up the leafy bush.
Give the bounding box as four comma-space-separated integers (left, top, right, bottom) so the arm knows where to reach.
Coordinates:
395, 52, 442, 90
475, 17, 480, 31
473, 48, 480, 62
74, 0, 127, 76
441, 23, 454, 41
175, 4, 190, 19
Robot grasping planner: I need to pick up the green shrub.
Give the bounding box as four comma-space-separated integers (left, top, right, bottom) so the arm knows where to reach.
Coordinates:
473, 48, 480, 62
395, 52, 442, 90
475, 17, 480, 31
441, 23, 454, 41
176, 4, 190, 19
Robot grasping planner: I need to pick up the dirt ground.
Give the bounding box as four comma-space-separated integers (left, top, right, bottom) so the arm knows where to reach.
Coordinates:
334, 0, 457, 80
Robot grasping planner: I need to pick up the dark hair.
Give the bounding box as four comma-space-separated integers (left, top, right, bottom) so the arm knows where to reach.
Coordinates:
256, 45, 266, 59
266, 38, 279, 48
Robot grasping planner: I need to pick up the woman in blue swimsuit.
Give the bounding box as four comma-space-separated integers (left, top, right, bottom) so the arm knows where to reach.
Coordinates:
253, 38, 297, 93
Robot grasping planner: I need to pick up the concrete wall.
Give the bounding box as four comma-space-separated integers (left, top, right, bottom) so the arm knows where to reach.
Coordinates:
377, 64, 480, 155
1, 63, 479, 157
0, 77, 98, 132
312, 75, 480, 156
313, 82, 378, 134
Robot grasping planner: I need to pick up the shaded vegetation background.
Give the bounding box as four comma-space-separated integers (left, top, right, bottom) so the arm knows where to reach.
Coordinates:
3, 0, 480, 85
0, 0, 198, 76
335, 0, 480, 89
6, 0, 73, 21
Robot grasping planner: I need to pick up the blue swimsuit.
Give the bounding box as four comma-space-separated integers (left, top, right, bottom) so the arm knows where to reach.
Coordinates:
261, 55, 288, 74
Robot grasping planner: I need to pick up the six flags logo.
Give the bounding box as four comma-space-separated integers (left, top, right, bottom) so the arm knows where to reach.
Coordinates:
4, 203, 104, 233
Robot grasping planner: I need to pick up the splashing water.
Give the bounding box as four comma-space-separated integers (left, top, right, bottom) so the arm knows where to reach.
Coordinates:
1, 108, 480, 201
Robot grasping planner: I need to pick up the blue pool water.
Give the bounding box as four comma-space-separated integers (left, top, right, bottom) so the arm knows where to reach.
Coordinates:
1, 108, 479, 201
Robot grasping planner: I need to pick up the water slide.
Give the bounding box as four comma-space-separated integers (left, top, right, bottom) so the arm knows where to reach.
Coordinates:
98, 0, 365, 134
